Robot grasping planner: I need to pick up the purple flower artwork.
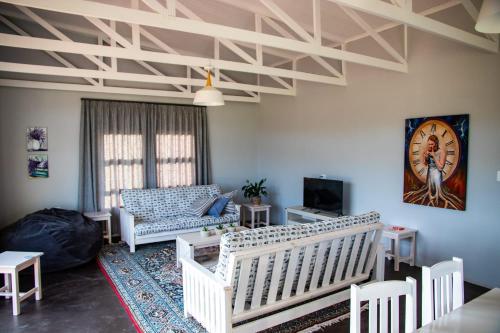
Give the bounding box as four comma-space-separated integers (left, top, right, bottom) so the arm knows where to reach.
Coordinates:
28, 154, 49, 178
27, 127, 48, 151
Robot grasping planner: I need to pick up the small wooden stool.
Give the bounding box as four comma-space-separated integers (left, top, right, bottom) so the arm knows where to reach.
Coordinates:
242, 204, 271, 228
382, 225, 417, 271
0, 251, 43, 315
84, 211, 113, 244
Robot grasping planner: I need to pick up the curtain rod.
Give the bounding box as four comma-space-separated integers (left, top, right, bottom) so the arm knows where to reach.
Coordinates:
81, 98, 205, 108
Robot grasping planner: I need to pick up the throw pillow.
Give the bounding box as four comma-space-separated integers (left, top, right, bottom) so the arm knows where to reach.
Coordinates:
222, 190, 238, 215
187, 196, 217, 217
207, 196, 231, 217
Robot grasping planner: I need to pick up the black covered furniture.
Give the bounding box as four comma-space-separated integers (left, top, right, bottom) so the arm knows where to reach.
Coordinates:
0, 208, 102, 272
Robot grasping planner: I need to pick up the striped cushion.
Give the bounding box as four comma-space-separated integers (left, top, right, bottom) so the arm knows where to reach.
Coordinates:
222, 190, 238, 214
187, 196, 217, 217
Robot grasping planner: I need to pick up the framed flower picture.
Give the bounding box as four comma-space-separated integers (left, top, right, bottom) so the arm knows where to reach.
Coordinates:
27, 127, 48, 151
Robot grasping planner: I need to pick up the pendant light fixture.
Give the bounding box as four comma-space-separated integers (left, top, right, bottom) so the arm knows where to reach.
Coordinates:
193, 67, 225, 106
475, 0, 500, 33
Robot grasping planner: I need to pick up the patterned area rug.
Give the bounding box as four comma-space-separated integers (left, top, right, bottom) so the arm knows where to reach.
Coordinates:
98, 241, 356, 333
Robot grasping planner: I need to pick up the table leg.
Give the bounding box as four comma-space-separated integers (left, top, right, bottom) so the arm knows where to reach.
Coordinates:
251, 210, 255, 229
410, 234, 416, 266
107, 217, 113, 244
242, 208, 246, 228
176, 240, 181, 268
11, 272, 20, 316
4, 273, 11, 299
266, 208, 270, 227
34, 258, 42, 300
394, 238, 400, 271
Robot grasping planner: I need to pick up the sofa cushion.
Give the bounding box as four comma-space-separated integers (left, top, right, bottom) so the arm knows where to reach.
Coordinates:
134, 213, 240, 236
207, 196, 230, 217
222, 190, 238, 215
121, 184, 222, 222
215, 211, 380, 302
187, 196, 218, 217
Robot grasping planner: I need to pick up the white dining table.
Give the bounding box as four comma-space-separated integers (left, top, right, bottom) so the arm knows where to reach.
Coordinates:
417, 288, 500, 332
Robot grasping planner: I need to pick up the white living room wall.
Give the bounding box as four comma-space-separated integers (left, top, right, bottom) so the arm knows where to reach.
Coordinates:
256, 30, 500, 288
0, 88, 258, 227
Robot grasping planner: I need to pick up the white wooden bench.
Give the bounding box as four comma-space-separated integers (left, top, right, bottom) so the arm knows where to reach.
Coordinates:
181, 222, 385, 333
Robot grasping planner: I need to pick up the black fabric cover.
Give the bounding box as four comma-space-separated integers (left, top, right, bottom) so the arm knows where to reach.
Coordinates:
0, 208, 102, 272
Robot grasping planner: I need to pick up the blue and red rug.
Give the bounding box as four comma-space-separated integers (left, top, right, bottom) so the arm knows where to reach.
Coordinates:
98, 241, 355, 333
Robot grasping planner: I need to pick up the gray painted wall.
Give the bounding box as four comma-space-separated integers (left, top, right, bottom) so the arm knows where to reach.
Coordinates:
0, 88, 258, 226
257, 31, 500, 288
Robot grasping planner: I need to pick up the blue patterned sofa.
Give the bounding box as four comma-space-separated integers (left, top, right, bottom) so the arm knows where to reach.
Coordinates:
119, 184, 240, 252
181, 211, 385, 333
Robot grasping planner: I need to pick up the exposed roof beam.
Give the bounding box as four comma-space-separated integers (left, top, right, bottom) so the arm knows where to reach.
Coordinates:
326, 0, 498, 52
15, 5, 111, 70
0, 79, 260, 103
0, 0, 406, 73
0, 33, 346, 85
139, 27, 258, 97
339, 6, 406, 63
260, 0, 313, 42
175, 1, 257, 65
262, 13, 343, 77
211, 0, 345, 43
0, 61, 295, 95
459, 0, 498, 42
0, 14, 98, 86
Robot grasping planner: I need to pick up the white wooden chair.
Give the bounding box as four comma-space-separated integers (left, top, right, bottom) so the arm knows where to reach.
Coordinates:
421, 257, 464, 326
350, 277, 417, 333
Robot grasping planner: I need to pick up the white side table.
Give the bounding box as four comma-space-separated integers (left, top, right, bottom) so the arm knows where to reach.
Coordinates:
382, 225, 417, 271
0, 251, 43, 315
84, 211, 113, 244
242, 204, 271, 229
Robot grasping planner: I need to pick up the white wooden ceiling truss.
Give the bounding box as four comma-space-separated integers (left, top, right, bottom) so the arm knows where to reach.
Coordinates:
0, 0, 497, 103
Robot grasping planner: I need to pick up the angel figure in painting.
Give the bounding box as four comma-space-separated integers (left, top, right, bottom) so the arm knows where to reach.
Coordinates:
422, 135, 446, 198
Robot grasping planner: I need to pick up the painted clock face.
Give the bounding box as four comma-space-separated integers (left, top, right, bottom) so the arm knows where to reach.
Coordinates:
408, 119, 460, 183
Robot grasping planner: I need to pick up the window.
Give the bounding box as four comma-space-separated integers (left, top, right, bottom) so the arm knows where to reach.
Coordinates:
103, 134, 144, 209
156, 133, 196, 188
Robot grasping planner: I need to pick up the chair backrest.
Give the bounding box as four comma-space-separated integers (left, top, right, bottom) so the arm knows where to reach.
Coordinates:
421, 257, 464, 326
225, 221, 384, 321
350, 277, 417, 333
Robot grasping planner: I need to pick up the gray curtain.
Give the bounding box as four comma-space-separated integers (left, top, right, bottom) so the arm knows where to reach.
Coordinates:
78, 99, 210, 213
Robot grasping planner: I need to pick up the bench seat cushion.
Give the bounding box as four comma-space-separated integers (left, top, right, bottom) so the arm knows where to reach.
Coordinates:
134, 213, 240, 236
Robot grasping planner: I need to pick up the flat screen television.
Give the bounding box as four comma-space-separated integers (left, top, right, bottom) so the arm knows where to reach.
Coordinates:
303, 177, 343, 214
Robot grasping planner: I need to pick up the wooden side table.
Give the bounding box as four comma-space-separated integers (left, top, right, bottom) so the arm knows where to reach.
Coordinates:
382, 225, 417, 271
84, 211, 113, 244
0, 251, 43, 315
242, 204, 271, 229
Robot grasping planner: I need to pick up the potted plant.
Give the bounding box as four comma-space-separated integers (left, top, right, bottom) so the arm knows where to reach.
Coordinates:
215, 224, 226, 235
242, 178, 268, 205
227, 223, 236, 232
200, 226, 210, 238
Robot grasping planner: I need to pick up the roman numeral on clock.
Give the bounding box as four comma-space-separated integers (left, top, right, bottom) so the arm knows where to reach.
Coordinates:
447, 150, 456, 155
413, 159, 420, 166
420, 130, 426, 139
431, 124, 436, 134
418, 168, 425, 175
441, 129, 448, 137
445, 160, 454, 166
446, 140, 455, 146
412, 150, 419, 155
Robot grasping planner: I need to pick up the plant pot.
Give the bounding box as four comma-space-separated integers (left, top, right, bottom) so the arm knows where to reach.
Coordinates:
200, 229, 211, 238
215, 228, 225, 235
227, 226, 236, 233
250, 196, 262, 205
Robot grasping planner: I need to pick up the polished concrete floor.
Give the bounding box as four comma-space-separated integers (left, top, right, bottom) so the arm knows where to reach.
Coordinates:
0, 256, 489, 333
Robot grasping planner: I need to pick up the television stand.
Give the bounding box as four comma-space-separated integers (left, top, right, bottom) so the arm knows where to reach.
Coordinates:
285, 206, 341, 225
